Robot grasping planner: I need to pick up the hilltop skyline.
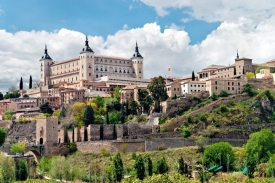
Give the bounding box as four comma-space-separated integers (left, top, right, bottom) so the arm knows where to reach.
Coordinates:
1, 0, 275, 92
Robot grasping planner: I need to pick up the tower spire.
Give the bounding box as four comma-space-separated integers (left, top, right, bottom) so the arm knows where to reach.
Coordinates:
43, 44, 51, 59
133, 41, 142, 58
82, 35, 94, 52
236, 50, 239, 59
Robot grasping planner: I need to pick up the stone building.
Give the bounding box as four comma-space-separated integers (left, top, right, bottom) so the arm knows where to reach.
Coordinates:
40, 37, 145, 87
36, 117, 58, 145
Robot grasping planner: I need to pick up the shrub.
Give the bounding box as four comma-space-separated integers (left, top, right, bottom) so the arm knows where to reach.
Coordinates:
243, 83, 255, 97
196, 136, 209, 152
181, 128, 191, 138
159, 116, 167, 124
219, 90, 229, 97
10, 142, 26, 154
68, 142, 77, 152
210, 92, 218, 101
177, 156, 188, 175
100, 146, 110, 156
113, 153, 124, 182
132, 152, 137, 160
158, 144, 165, 151
155, 156, 169, 174
220, 105, 228, 113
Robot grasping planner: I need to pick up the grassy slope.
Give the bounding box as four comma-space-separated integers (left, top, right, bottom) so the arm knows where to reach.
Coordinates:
163, 90, 275, 137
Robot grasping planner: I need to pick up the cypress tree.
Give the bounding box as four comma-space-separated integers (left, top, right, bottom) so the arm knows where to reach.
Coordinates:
134, 155, 145, 180
113, 153, 124, 182
147, 156, 153, 176
29, 75, 32, 89
19, 77, 23, 90
156, 156, 169, 174
192, 71, 195, 81
83, 105, 94, 127
177, 156, 185, 175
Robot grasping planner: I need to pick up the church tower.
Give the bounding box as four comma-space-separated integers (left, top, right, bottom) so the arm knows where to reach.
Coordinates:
79, 36, 95, 81
131, 42, 143, 79
40, 45, 53, 86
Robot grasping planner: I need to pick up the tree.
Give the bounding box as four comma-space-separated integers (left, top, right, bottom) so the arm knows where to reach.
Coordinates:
0, 92, 3, 100
245, 128, 275, 163
246, 72, 255, 78
266, 154, 275, 177
0, 155, 15, 183
129, 100, 138, 115
147, 76, 168, 112
108, 111, 123, 124
59, 106, 66, 118
155, 156, 169, 174
0, 128, 7, 146
203, 142, 235, 171
192, 71, 195, 81
39, 101, 53, 115
19, 77, 23, 90
83, 105, 95, 126
113, 153, 124, 182
114, 86, 121, 101
134, 155, 145, 180
38, 157, 52, 174
49, 156, 66, 181
15, 159, 28, 181
4, 110, 14, 120
138, 89, 153, 114
234, 66, 236, 75
182, 128, 191, 138
177, 156, 187, 175
147, 156, 153, 176
91, 96, 104, 108
29, 75, 32, 89
10, 142, 26, 154
72, 102, 86, 127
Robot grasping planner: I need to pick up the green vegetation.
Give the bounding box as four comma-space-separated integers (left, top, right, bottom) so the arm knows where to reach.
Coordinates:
255, 66, 270, 73
39, 101, 54, 115
134, 155, 146, 180
4, 110, 14, 120
15, 159, 28, 181
0, 128, 7, 146
10, 142, 26, 154
83, 105, 95, 126
203, 142, 235, 171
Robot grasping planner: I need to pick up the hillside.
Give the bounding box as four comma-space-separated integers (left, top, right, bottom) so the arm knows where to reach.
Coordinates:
162, 89, 275, 139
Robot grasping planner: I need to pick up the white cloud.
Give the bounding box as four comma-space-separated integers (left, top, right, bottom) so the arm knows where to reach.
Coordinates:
1, 18, 275, 92
139, 0, 275, 22
123, 24, 129, 30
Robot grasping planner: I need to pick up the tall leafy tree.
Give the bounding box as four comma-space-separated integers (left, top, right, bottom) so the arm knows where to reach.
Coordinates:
129, 100, 138, 115
83, 105, 95, 126
192, 71, 195, 81
203, 142, 235, 171
245, 128, 275, 163
19, 77, 23, 90
138, 89, 153, 114
0, 128, 7, 146
177, 156, 187, 175
134, 155, 145, 180
113, 153, 124, 182
147, 76, 168, 113
29, 75, 32, 89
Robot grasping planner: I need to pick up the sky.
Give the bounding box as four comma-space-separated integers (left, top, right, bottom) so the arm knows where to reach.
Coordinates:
1, 0, 275, 92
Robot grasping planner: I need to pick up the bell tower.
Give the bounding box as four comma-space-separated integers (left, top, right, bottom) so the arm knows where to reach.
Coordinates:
79, 36, 95, 81
40, 45, 53, 86
131, 42, 143, 79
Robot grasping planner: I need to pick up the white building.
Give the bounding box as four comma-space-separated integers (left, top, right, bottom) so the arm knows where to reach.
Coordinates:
181, 81, 206, 95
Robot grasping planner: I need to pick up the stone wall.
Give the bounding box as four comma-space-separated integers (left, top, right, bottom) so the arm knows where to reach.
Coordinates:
76, 140, 144, 153
6, 122, 36, 144
248, 78, 275, 89
145, 138, 247, 151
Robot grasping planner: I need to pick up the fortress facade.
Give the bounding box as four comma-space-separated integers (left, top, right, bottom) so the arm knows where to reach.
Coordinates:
40, 36, 144, 87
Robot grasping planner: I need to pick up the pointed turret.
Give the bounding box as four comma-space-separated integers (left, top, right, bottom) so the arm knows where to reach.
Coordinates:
82, 35, 94, 52
236, 50, 239, 59
132, 42, 143, 58
43, 45, 52, 60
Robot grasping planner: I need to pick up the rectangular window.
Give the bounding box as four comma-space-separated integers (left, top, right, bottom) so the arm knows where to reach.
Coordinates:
232, 87, 234, 90
228, 87, 230, 90
89, 73, 91, 76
